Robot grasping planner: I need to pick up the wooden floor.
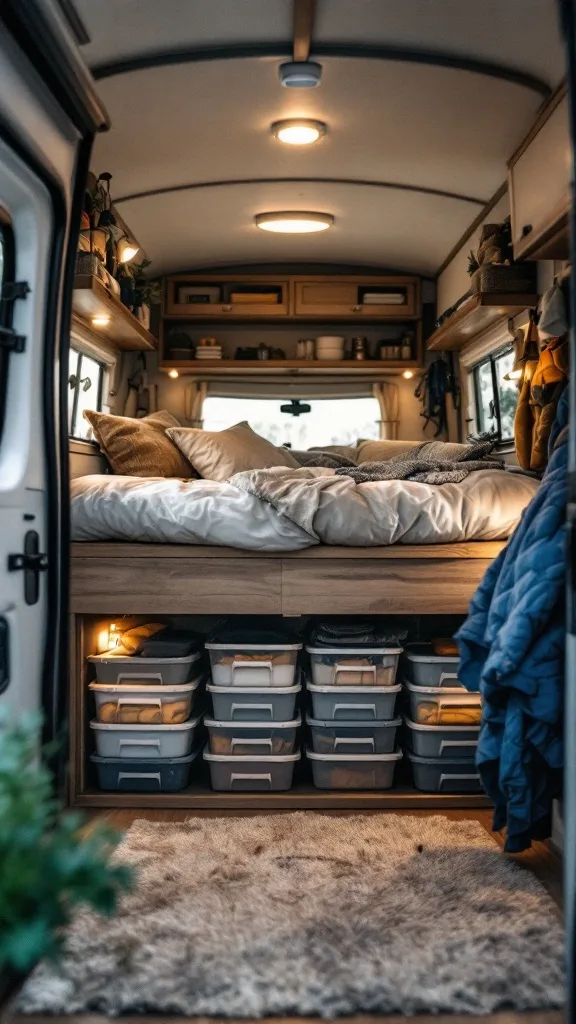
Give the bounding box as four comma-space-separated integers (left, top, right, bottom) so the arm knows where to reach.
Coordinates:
17, 809, 564, 1024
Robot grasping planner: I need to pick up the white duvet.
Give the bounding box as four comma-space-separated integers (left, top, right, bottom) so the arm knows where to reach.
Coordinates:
71, 467, 539, 551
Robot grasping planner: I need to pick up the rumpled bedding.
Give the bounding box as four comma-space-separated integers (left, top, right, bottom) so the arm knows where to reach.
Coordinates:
71, 467, 539, 550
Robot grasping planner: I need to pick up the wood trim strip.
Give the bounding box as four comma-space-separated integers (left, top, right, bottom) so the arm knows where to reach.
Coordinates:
293, 0, 315, 63
71, 542, 506, 560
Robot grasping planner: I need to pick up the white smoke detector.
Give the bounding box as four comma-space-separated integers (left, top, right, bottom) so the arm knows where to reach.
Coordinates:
278, 61, 323, 88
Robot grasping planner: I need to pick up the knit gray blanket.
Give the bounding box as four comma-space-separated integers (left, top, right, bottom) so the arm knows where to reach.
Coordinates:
334, 439, 503, 485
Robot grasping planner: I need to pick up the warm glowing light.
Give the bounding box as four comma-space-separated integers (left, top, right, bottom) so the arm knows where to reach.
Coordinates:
255, 211, 333, 233
117, 237, 140, 263
91, 314, 111, 327
97, 628, 110, 653
402, 369, 414, 379
271, 119, 326, 145
168, 369, 179, 378
507, 368, 523, 379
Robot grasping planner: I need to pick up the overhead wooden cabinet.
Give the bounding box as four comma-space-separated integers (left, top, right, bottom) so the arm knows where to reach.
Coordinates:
294, 276, 419, 319
165, 274, 290, 318
508, 84, 571, 261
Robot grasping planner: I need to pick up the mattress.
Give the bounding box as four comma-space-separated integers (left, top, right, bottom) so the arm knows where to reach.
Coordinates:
71, 469, 540, 551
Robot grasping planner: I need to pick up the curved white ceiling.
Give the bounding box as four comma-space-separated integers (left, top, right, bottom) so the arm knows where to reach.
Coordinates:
76, 0, 564, 275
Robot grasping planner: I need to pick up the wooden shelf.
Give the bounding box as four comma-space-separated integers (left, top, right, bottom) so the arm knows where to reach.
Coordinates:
72, 275, 156, 351
160, 360, 421, 376
427, 293, 538, 352
73, 782, 492, 810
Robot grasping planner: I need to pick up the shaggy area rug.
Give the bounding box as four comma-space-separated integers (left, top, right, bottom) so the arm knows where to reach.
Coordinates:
17, 813, 564, 1018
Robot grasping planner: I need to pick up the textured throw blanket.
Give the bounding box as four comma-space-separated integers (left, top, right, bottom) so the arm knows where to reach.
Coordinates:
335, 439, 503, 485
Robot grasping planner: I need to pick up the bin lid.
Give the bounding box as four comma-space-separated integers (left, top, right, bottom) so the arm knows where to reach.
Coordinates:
306, 746, 402, 762
403, 715, 480, 733
90, 714, 203, 731
87, 649, 202, 665
405, 681, 479, 697
306, 645, 402, 655
89, 677, 202, 695
404, 643, 459, 664
203, 744, 301, 763
204, 714, 301, 728
306, 714, 401, 728
90, 749, 201, 765
207, 682, 301, 695
406, 750, 480, 766
306, 681, 401, 694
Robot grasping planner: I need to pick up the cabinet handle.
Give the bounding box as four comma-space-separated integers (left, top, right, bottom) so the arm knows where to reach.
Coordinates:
521, 224, 533, 237
352, 304, 362, 312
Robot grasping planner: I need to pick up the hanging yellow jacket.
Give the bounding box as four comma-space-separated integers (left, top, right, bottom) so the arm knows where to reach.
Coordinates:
514, 330, 569, 472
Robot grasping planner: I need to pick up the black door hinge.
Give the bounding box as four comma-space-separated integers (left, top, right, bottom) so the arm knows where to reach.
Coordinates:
1, 281, 30, 302
0, 325, 26, 353
8, 531, 48, 606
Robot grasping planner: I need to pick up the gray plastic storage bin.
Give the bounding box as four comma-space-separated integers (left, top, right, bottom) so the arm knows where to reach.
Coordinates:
90, 677, 202, 724
90, 714, 203, 759
307, 747, 402, 790
408, 751, 483, 793
207, 682, 301, 722
307, 714, 401, 755
403, 643, 461, 688
204, 745, 300, 791
88, 649, 203, 686
404, 716, 479, 759
206, 640, 302, 687
307, 682, 401, 721
91, 749, 201, 792
405, 681, 481, 726
205, 715, 301, 756
306, 645, 402, 687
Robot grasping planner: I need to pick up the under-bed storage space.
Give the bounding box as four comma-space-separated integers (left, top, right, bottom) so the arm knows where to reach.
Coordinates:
71, 607, 492, 809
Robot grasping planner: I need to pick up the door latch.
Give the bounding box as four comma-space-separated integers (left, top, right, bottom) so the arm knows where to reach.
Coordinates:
8, 531, 48, 605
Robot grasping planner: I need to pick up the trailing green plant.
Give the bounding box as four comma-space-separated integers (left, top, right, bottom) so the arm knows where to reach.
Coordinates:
0, 710, 133, 976
131, 259, 162, 306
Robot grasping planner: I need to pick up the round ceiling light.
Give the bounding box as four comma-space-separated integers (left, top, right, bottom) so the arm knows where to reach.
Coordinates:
271, 119, 326, 145
255, 211, 334, 233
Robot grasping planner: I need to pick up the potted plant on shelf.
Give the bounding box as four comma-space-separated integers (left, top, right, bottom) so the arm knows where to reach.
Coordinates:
131, 258, 162, 328
0, 711, 132, 1010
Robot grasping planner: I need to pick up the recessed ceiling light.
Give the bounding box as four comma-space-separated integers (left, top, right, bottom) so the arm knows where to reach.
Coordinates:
271, 119, 326, 145
91, 314, 111, 327
255, 211, 333, 233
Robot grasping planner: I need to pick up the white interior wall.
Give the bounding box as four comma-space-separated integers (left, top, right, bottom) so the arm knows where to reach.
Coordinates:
436, 193, 511, 316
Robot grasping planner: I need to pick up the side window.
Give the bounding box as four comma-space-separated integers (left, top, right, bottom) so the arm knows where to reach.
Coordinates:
0, 209, 15, 442
471, 345, 519, 443
68, 346, 105, 439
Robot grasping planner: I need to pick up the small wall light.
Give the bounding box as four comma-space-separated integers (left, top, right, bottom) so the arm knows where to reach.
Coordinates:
117, 236, 140, 263
402, 369, 414, 379
168, 369, 179, 379
91, 314, 111, 327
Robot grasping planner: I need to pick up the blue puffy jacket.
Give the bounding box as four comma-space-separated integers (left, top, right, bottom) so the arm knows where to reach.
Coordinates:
456, 403, 567, 852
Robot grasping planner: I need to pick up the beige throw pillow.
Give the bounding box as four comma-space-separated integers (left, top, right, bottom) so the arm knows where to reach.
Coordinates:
355, 439, 422, 464
166, 421, 300, 481
84, 409, 195, 478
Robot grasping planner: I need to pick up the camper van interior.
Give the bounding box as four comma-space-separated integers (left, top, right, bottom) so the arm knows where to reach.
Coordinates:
0, 0, 574, 1020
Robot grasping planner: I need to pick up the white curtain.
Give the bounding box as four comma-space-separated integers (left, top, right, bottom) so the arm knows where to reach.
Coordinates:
373, 382, 399, 440
184, 380, 208, 427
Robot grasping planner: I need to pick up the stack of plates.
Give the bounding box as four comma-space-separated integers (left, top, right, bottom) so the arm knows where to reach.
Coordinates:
363, 292, 405, 305
195, 346, 223, 360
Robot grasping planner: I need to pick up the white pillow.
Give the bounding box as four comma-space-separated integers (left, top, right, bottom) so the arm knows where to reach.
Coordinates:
166, 421, 300, 481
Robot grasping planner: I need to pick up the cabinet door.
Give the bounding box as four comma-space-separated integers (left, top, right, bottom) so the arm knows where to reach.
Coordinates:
294, 278, 418, 318
166, 279, 289, 318
509, 92, 571, 260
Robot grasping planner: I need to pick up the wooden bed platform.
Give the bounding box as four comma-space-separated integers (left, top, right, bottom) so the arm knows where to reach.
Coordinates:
69, 540, 502, 811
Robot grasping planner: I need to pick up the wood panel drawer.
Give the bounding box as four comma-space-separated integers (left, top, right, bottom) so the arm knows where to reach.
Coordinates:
71, 557, 282, 613
281, 558, 492, 614
294, 277, 418, 319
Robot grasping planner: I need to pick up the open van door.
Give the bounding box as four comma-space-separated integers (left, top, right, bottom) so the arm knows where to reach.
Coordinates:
0, 2, 107, 753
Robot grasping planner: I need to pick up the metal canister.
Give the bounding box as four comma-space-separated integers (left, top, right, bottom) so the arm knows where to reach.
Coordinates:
352, 336, 368, 360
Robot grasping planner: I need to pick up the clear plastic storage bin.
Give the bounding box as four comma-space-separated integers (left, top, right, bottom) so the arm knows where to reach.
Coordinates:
307, 715, 401, 755
306, 645, 402, 686
91, 749, 201, 792
405, 681, 481, 726
206, 639, 302, 687
87, 649, 203, 686
307, 682, 401, 721
307, 747, 402, 790
204, 746, 300, 791
403, 716, 480, 758
403, 643, 461, 688
205, 715, 301, 756
90, 714, 203, 759
407, 751, 483, 793
207, 682, 301, 722
89, 678, 202, 724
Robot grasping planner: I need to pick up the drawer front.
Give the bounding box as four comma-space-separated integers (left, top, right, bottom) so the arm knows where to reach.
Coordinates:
295, 280, 417, 318
510, 93, 571, 256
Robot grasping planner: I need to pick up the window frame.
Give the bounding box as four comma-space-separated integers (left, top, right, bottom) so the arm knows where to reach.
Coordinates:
68, 346, 106, 440
470, 343, 518, 446
0, 207, 16, 444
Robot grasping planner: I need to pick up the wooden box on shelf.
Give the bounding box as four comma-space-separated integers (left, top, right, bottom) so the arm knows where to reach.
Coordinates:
165, 274, 290, 318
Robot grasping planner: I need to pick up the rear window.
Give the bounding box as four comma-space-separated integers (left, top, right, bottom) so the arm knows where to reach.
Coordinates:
201, 396, 380, 448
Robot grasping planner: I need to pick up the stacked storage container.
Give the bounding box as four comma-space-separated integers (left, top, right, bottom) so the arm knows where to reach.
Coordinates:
402, 642, 483, 793
88, 630, 206, 792
305, 626, 403, 789
204, 629, 302, 790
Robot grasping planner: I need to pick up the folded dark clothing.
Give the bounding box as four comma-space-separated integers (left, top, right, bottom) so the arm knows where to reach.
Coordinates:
310, 620, 407, 648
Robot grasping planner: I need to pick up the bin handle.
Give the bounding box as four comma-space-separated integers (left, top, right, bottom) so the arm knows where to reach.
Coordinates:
230, 773, 272, 788
332, 663, 376, 683
439, 739, 478, 754
116, 696, 162, 707
333, 702, 376, 718
438, 772, 479, 789
115, 672, 164, 684
231, 660, 273, 682
117, 772, 162, 787
231, 737, 273, 752
333, 737, 375, 752
230, 702, 273, 719
118, 739, 162, 752
438, 671, 459, 686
